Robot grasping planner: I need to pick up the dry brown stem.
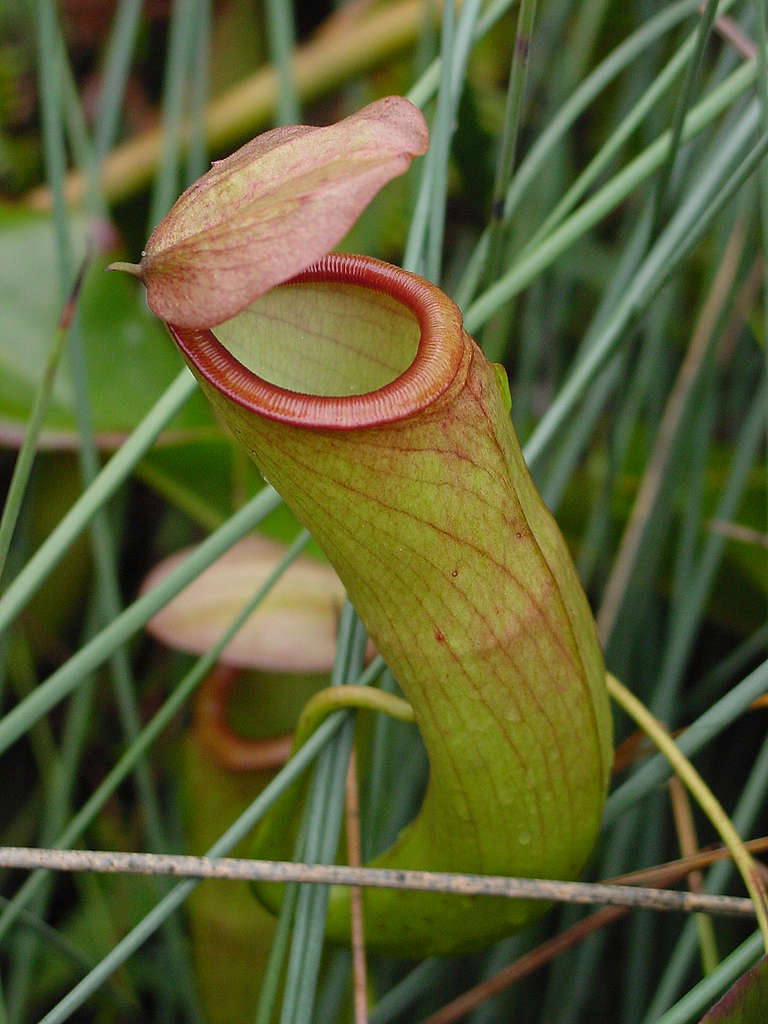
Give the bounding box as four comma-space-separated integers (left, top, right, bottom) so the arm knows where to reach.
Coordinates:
346, 750, 368, 1024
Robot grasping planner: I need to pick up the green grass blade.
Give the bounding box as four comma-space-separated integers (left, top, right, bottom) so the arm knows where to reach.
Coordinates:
93, 0, 144, 159
149, 0, 204, 228
649, 0, 720, 233
265, 0, 299, 125
0, 308, 72, 584
521, 104, 763, 471
279, 605, 366, 1024
0, 486, 281, 759
484, 0, 538, 281
0, 530, 310, 946
0, 370, 197, 635
649, 381, 766, 720
37, 713, 351, 1024
503, 0, 702, 220
464, 56, 758, 338
653, 932, 763, 1024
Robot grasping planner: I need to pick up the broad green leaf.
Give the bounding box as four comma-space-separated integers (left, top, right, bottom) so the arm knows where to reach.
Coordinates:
0, 204, 214, 447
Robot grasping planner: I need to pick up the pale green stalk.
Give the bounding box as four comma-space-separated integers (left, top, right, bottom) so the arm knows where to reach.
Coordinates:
604, 654, 768, 826
607, 674, 768, 949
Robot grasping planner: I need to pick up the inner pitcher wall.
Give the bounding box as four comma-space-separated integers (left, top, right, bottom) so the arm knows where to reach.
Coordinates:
212, 281, 420, 397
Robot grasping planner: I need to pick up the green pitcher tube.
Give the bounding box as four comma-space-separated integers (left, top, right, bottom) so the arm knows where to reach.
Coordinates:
167, 252, 613, 956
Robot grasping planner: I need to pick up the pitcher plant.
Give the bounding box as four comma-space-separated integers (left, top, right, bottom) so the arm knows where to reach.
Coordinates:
113, 95, 612, 957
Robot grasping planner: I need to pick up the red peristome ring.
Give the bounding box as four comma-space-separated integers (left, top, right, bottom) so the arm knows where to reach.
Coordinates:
168, 253, 470, 431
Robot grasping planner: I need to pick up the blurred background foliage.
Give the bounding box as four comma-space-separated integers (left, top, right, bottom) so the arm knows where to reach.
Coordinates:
0, 0, 767, 1021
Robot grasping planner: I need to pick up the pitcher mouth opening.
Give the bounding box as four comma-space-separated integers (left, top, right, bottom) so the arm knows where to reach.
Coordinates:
167, 253, 469, 430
